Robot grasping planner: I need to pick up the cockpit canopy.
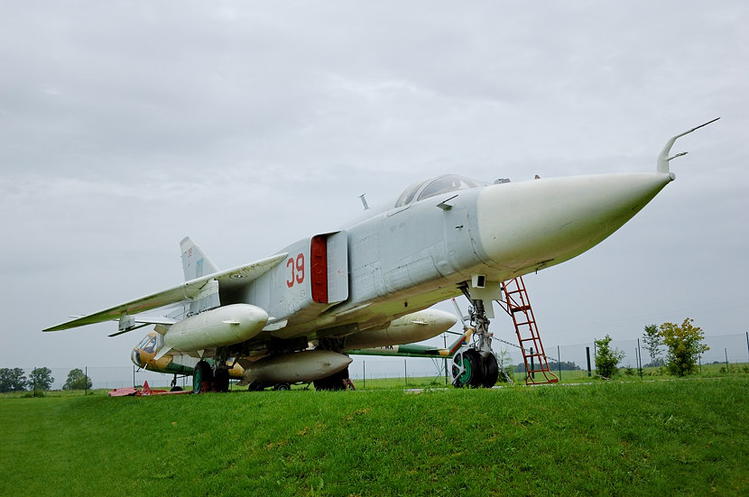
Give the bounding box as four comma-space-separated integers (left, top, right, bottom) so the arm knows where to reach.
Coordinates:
395, 174, 485, 208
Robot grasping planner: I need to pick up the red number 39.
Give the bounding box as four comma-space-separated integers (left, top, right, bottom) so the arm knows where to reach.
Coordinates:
286, 253, 305, 288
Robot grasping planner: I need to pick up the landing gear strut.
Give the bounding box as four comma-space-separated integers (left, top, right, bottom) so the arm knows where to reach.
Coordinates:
170, 374, 183, 392
192, 359, 230, 393
313, 367, 352, 391
451, 298, 499, 388
193, 360, 213, 393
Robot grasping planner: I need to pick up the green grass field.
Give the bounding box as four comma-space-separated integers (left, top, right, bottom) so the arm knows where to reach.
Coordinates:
0, 375, 749, 497
2, 376, 747, 496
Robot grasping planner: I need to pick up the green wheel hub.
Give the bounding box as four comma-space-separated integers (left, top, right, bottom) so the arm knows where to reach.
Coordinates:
457, 356, 473, 384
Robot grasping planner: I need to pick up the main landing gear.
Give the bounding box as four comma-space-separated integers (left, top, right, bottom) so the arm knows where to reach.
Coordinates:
192, 360, 230, 393
451, 299, 499, 388
312, 338, 355, 391
313, 366, 355, 391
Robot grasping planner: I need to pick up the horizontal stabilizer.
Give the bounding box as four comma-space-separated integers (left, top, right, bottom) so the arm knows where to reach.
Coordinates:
43, 253, 288, 332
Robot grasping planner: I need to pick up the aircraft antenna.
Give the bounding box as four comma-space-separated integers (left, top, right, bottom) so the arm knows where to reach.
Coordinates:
358, 194, 369, 210
657, 117, 720, 174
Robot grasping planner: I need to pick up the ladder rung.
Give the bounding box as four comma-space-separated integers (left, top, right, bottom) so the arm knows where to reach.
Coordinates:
510, 305, 531, 312
514, 321, 533, 327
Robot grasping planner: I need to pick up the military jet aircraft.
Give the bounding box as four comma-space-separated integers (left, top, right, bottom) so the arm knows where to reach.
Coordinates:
44, 119, 718, 391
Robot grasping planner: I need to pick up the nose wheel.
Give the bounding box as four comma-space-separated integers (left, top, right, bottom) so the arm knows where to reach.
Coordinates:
451, 297, 499, 388
451, 349, 499, 388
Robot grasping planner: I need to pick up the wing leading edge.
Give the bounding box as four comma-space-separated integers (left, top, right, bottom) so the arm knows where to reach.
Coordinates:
43, 253, 288, 332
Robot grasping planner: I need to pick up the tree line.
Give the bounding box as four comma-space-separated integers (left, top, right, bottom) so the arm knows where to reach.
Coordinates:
0, 368, 92, 393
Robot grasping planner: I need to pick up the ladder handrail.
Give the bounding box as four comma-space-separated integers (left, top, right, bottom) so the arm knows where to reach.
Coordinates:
499, 276, 558, 385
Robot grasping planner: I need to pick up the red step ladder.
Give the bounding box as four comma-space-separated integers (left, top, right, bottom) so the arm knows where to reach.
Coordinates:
498, 276, 558, 385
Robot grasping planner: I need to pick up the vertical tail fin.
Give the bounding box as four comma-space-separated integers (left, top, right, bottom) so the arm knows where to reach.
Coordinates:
180, 237, 219, 281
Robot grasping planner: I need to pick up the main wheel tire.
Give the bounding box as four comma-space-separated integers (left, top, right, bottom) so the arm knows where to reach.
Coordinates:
248, 381, 265, 391
452, 349, 483, 388
273, 383, 291, 391
193, 361, 213, 394
213, 368, 230, 392
313, 368, 348, 391
465, 349, 484, 388
480, 353, 499, 388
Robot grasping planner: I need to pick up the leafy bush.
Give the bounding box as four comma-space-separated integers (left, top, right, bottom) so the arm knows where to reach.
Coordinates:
660, 318, 709, 377
594, 335, 624, 378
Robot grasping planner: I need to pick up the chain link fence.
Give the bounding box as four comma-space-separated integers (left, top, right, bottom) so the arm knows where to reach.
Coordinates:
3, 333, 747, 391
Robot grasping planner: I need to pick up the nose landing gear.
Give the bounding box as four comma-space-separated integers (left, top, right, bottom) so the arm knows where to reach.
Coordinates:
451, 298, 500, 388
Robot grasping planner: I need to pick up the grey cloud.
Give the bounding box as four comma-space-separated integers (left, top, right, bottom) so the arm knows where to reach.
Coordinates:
0, 1, 746, 368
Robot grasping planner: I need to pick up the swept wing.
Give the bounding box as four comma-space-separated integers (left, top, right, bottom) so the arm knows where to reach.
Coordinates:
43, 253, 287, 332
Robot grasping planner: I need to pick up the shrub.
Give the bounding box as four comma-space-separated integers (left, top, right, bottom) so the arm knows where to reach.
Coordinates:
594, 335, 624, 378
659, 318, 709, 377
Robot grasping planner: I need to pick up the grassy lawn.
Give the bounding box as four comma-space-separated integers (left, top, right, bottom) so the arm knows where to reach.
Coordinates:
2, 376, 747, 496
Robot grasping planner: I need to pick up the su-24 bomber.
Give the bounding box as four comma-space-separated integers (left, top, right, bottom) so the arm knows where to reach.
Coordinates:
45, 119, 719, 392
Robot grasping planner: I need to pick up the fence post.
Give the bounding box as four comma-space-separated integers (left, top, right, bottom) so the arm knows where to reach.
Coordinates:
725, 348, 729, 371
443, 333, 448, 385
84, 366, 88, 396
530, 347, 535, 379
593, 341, 597, 374
746, 331, 749, 363
33, 366, 37, 397
404, 359, 407, 386
585, 346, 592, 377
363, 361, 366, 390
637, 338, 643, 377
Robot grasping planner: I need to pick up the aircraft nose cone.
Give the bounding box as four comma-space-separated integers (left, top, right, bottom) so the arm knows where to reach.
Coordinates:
130, 348, 142, 367
476, 173, 672, 273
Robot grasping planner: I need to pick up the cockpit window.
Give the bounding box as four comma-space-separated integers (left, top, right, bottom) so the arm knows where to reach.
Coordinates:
137, 335, 158, 353
394, 174, 484, 208
394, 180, 428, 207
417, 175, 482, 202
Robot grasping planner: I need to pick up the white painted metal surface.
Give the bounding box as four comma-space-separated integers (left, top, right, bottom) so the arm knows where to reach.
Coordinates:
164, 304, 268, 351
243, 350, 352, 383
344, 309, 457, 349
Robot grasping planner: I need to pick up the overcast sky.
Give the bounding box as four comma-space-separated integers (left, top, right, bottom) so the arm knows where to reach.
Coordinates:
1, 1, 746, 370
